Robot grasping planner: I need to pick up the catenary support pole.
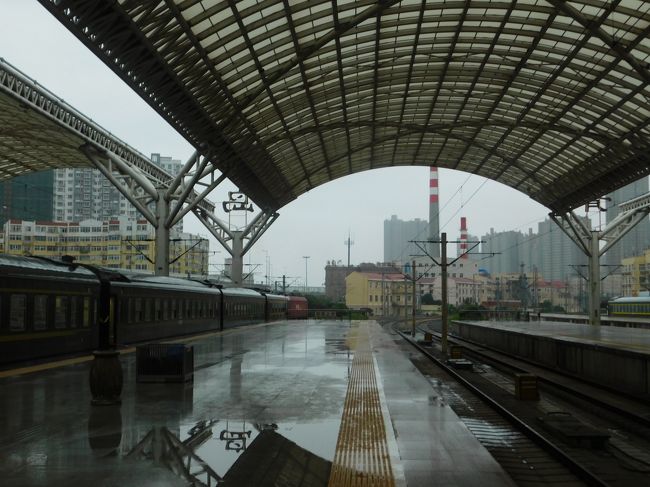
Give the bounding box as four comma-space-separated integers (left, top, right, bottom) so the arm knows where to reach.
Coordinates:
441, 232, 449, 355
411, 259, 416, 337
404, 275, 409, 328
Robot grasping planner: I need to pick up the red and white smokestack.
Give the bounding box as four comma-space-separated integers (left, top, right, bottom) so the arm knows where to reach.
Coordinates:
460, 216, 468, 259
429, 167, 439, 204
429, 167, 440, 258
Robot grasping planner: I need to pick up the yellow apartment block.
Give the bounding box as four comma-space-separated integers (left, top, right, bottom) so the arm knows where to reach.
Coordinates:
0, 217, 209, 277
345, 271, 411, 316
622, 250, 650, 297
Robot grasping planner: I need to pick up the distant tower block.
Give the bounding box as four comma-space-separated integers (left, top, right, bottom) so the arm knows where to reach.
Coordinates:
429, 166, 440, 257
460, 217, 468, 259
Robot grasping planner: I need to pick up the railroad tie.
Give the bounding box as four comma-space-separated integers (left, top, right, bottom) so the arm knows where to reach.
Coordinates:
329, 322, 395, 487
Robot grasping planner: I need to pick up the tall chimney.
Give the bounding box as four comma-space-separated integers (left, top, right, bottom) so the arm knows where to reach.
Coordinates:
460, 217, 468, 259
429, 167, 440, 257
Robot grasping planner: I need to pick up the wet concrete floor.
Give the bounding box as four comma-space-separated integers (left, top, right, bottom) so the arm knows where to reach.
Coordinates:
0, 320, 514, 486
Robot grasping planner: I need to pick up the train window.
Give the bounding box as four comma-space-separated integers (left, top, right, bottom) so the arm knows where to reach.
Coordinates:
83, 297, 91, 327
55, 296, 69, 329
134, 298, 143, 322
69, 296, 79, 328
170, 299, 177, 319
144, 299, 152, 322
127, 298, 135, 323
155, 299, 161, 320
34, 295, 48, 330
163, 300, 169, 320
9, 294, 26, 331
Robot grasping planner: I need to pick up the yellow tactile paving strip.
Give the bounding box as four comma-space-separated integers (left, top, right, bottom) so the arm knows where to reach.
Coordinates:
329, 322, 395, 487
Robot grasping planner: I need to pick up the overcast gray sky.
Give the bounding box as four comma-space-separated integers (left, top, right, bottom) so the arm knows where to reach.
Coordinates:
1, 1, 559, 287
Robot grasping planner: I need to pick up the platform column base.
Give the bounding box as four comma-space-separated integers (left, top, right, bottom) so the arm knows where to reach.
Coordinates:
90, 350, 123, 406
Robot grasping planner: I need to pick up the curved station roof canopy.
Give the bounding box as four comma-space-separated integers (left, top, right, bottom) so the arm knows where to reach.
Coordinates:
38, 0, 650, 212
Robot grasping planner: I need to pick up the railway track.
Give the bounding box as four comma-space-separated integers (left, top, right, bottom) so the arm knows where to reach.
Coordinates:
422, 321, 650, 428
417, 322, 650, 483
384, 318, 650, 486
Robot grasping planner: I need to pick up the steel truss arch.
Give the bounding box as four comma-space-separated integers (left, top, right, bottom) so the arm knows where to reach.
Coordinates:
0, 57, 217, 216
35, 0, 650, 213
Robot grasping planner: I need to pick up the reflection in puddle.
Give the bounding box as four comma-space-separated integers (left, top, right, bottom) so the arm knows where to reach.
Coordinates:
325, 338, 350, 354
127, 422, 222, 486
218, 420, 253, 452
126, 419, 333, 486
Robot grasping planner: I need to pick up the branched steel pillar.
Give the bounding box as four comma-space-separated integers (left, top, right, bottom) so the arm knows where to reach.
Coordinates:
551, 194, 650, 325
155, 189, 170, 276
194, 208, 279, 286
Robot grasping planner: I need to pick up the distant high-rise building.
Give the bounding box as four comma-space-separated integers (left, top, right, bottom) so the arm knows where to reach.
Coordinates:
53, 168, 125, 222
150, 153, 183, 175
482, 218, 589, 281
534, 218, 588, 280
0, 172, 54, 224
2, 154, 184, 226
604, 178, 650, 266
383, 215, 429, 264
481, 229, 524, 275
53, 154, 183, 224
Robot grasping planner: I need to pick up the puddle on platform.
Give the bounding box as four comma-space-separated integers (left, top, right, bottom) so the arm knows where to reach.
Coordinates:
325, 338, 351, 354
176, 417, 340, 479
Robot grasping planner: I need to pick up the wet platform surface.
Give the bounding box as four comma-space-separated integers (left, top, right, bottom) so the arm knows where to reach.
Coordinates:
458, 320, 650, 354
1, 320, 514, 486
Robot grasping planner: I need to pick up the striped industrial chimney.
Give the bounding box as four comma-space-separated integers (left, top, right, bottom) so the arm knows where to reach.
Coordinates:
429, 167, 440, 257
460, 217, 468, 259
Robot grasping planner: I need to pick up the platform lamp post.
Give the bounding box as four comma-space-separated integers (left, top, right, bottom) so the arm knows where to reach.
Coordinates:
303, 256, 310, 293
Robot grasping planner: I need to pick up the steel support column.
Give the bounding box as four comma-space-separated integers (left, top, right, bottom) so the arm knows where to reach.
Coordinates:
588, 231, 601, 326
155, 189, 170, 276
194, 208, 279, 286
231, 231, 244, 286
551, 192, 650, 325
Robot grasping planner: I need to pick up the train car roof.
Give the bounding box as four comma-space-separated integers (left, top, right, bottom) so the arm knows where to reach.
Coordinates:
0, 254, 97, 279
263, 293, 289, 301
609, 296, 650, 303
221, 287, 265, 297
287, 295, 307, 301
114, 274, 218, 292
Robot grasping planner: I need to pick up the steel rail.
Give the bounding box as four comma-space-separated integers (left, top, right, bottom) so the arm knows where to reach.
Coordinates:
422, 325, 650, 429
